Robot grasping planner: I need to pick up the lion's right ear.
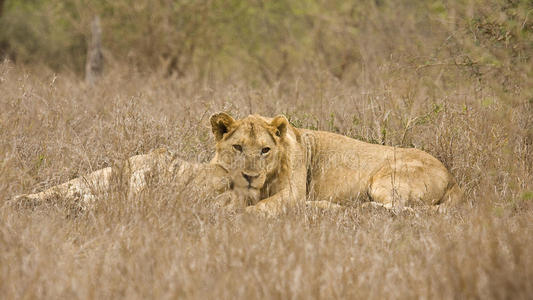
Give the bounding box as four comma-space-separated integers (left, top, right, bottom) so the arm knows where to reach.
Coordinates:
210, 112, 235, 141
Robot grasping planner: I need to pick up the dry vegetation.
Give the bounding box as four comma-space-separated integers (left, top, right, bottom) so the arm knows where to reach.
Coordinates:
1, 0, 533, 299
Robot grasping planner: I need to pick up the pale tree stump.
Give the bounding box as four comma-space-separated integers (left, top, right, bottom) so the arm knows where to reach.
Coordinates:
85, 16, 103, 85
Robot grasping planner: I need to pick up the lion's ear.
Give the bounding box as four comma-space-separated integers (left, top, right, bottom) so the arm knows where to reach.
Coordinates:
270, 115, 289, 138
210, 112, 235, 141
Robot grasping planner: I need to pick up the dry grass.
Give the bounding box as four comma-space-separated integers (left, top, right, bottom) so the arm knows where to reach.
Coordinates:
0, 57, 532, 299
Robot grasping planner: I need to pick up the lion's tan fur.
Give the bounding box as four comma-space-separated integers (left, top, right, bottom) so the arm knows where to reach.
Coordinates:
13, 148, 231, 210
210, 113, 463, 215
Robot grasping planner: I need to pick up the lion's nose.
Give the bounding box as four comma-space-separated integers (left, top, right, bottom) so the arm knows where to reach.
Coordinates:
242, 172, 259, 184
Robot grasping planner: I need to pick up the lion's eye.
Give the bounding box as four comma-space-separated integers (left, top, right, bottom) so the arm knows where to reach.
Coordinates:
233, 144, 242, 152
261, 147, 271, 154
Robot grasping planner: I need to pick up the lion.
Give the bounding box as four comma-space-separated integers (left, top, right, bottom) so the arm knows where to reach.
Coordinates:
12, 113, 463, 216
11, 148, 232, 210
209, 113, 463, 215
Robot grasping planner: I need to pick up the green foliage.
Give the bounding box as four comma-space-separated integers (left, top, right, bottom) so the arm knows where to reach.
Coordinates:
0, 1, 85, 71
0, 0, 531, 93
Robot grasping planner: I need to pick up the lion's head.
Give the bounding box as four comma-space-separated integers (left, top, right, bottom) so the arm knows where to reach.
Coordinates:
210, 113, 289, 204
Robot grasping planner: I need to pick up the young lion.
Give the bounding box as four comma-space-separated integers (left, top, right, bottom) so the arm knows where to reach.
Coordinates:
12, 148, 232, 210
210, 113, 463, 215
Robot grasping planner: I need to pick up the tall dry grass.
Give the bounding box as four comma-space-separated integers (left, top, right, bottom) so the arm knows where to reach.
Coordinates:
1, 1, 532, 298
1, 52, 532, 298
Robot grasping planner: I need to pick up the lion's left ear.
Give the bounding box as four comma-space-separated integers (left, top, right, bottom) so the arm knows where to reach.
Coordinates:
270, 115, 289, 138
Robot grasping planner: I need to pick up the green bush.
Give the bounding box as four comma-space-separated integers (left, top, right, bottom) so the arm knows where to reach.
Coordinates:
0, 0, 531, 91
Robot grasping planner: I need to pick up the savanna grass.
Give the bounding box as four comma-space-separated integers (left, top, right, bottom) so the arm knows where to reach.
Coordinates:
1, 53, 532, 299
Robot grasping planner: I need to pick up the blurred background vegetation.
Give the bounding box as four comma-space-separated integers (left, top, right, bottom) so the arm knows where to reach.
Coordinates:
0, 0, 531, 93
1, 5, 532, 296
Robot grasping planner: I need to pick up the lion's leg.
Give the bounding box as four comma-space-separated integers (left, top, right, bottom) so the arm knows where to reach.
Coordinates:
430, 182, 464, 213
245, 187, 302, 217
306, 200, 344, 211
367, 166, 422, 212
13, 166, 114, 209
368, 162, 457, 213
368, 158, 461, 213
438, 180, 464, 207
361, 201, 393, 209
13, 148, 176, 208
212, 190, 249, 212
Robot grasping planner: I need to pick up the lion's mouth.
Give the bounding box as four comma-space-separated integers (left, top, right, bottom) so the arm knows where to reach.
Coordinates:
235, 180, 263, 190
247, 183, 257, 189
248, 183, 264, 190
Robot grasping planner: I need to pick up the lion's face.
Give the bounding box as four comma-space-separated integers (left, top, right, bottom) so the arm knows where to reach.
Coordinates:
210, 113, 288, 202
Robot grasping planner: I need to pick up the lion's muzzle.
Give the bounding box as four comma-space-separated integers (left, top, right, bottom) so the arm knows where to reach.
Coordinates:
233, 170, 266, 190
242, 172, 259, 187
